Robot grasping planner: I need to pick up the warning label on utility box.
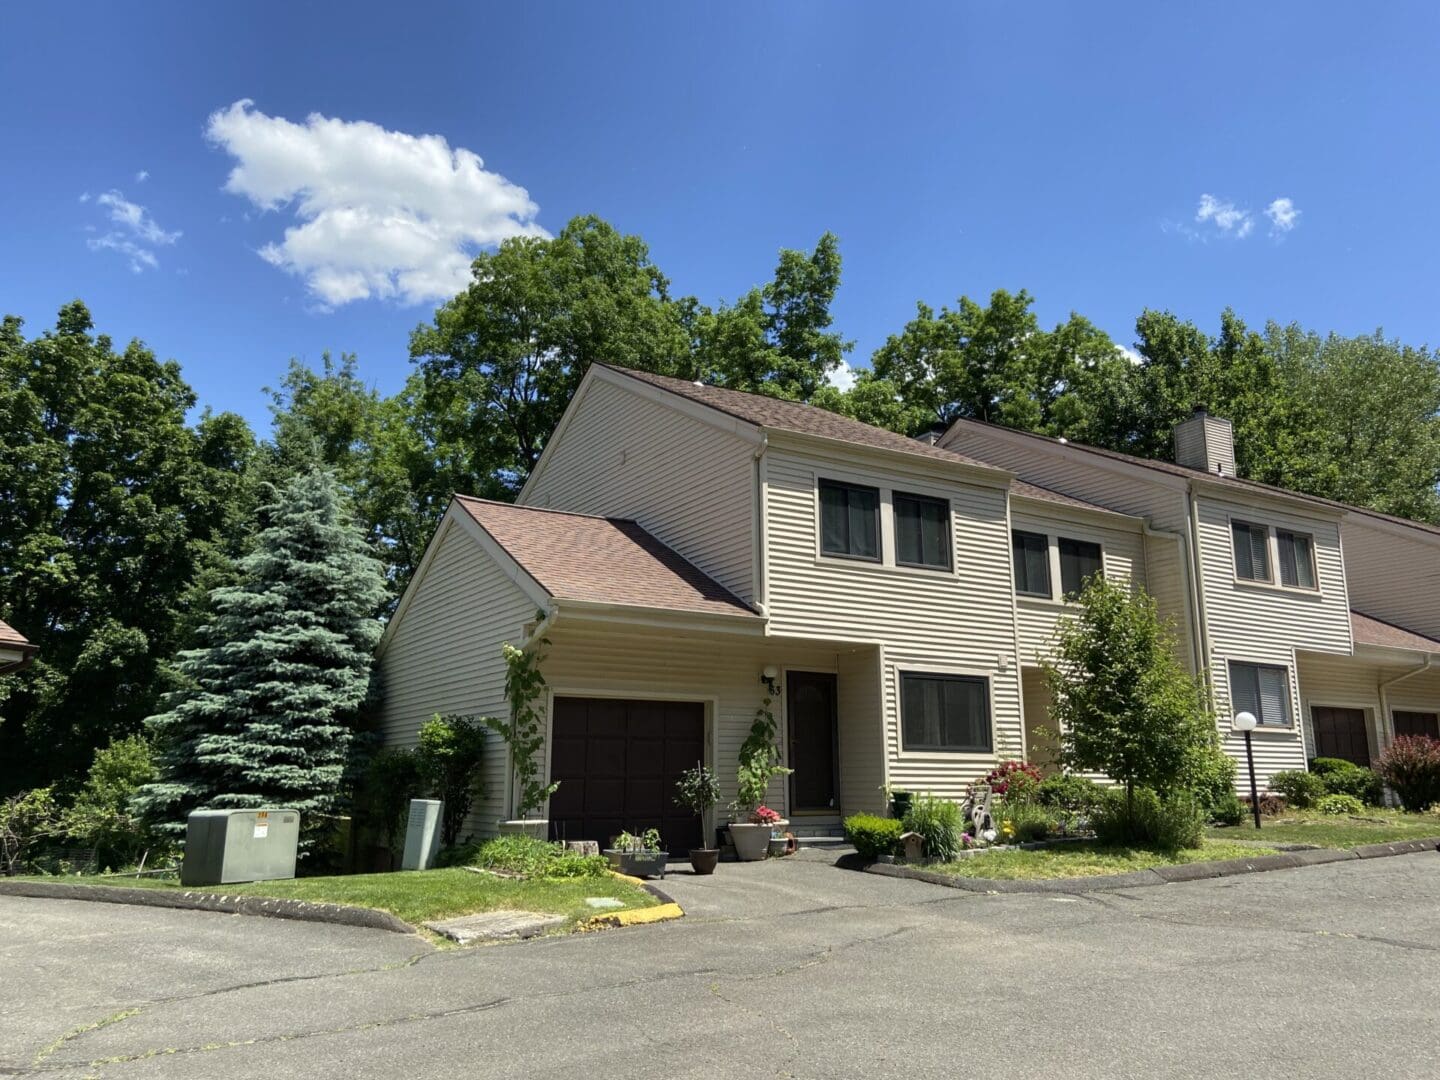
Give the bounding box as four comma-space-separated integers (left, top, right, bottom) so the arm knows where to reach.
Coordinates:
254, 810, 269, 839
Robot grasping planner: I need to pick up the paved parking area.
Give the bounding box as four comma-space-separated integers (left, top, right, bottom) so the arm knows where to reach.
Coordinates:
5, 851, 1440, 1079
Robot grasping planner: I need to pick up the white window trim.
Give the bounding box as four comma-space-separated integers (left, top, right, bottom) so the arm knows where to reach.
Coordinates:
1224, 658, 1298, 733
811, 467, 960, 580
893, 665, 996, 760
1226, 515, 1323, 596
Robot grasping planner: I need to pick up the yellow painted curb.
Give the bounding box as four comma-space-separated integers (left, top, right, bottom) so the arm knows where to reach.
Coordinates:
584, 902, 684, 930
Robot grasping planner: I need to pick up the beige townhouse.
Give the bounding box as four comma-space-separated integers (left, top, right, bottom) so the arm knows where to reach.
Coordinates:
375, 366, 1440, 850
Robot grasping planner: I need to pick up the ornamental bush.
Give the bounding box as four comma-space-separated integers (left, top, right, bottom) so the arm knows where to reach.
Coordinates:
1090, 787, 1204, 850
1309, 757, 1384, 806
1270, 770, 1326, 809
999, 800, 1054, 843
984, 760, 1042, 802
1316, 793, 1365, 816
1209, 790, 1246, 827
901, 794, 962, 861
1376, 735, 1440, 811
438, 834, 609, 879
843, 813, 903, 859
416, 715, 486, 847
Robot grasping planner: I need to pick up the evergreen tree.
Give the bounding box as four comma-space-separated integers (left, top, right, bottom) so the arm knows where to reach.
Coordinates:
134, 469, 386, 839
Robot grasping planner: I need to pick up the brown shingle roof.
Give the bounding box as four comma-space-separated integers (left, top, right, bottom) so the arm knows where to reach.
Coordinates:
1351, 611, 1440, 655
1009, 479, 1130, 517
949, 417, 1440, 537
605, 366, 1002, 473
0, 618, 33, 650
454, 497, 759, 620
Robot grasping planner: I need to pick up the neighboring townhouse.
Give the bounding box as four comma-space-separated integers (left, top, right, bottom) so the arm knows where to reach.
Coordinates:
0, 618, 36, 674
375, 369, 1440, 850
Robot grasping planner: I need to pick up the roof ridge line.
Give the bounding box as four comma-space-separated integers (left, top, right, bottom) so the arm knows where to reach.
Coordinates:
453, 494, 637, 526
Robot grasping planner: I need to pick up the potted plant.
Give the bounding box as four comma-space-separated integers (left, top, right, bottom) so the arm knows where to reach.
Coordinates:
729, 673, 792, 861
605, 828, 667, 878
674, 764, 722, 875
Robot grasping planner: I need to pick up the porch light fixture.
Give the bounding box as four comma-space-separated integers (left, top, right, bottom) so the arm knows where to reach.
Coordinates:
762, 665, 779, 680
1233, 710, 1261, 830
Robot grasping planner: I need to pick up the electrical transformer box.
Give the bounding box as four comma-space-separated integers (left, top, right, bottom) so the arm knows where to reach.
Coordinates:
181, 808, 300, 886
401, 799, 443, 871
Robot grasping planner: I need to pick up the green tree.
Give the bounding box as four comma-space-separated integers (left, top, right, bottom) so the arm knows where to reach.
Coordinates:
0, 303, 255, 793
134, 469, 387, 841
415, 714, 486, 847
1044, 576, 1219, 824
59, 735, 159, 869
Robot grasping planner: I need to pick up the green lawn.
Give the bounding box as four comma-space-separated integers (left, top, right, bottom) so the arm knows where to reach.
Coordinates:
929, 839, 1277, 880
24, 868, 657, 928
1207, 810, 1440, 850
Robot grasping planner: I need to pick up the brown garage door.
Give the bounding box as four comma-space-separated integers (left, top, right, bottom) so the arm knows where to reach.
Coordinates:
548, 697, 705, 856
1394, 711, 1440, 740
1311, 706, 1370, 766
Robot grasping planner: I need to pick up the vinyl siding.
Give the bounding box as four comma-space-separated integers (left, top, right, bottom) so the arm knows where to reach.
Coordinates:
1199, 495, 1351, 789
375, 519, 536, 836
1142, 531, 1196, 669
1343, 519, 1440, 641
1009, 508, 1146, 666
521, 374, 757, 602
763, 444, 1024, 800
538, 622, 881, 820
1297, 654, 1440, 764
940, 425, 1191, 531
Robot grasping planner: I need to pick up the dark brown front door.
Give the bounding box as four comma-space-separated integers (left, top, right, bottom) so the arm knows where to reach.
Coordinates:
548, 697, 705, 855
1394, 711, 1440, 740
787, 672, 838, 812
1311, 706, 1371, 766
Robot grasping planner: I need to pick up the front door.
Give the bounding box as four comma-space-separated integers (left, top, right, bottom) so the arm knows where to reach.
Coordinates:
1311, 706, 1371, 766
787, 671, 838, 812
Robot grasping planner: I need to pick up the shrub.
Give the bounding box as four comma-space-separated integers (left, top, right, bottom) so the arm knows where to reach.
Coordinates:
438, 834, 609, 879
1376, 735, 1440, 811
1000, 800, 1054, 843
1090, 787, 1203, 850
1316, 793, 1365, 816
65, 735, 165, 870
416, 714, 487, 847
843, 813, 903, 859
1269, 770, 1326, 809
1309, 758, 1384, 806
356, 747, 424, 852
674, 764, 722, 819
1209, 790, 1246, 827
984, 761, 1042, 802
1037, 774, 1105, 814
902, 794, 962, 861
1182, 743, 1238, 817
0, 788, 61, 876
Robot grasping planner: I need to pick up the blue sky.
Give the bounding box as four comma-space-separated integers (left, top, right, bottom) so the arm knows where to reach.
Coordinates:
3, 2, 1438, 430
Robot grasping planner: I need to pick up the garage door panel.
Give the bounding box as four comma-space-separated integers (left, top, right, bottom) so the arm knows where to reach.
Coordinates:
548, 696, 704, 855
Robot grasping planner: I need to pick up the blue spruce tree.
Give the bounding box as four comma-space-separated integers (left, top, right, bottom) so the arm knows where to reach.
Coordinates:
135, 469, 386, 840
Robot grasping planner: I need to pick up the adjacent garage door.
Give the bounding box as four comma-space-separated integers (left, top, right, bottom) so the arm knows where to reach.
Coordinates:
1394, 711, 1440, 740
1311, 706, 1370, 766
548, 697, 705, 856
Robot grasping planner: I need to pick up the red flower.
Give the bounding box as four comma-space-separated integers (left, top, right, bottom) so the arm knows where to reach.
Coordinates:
753, 805, 782, 825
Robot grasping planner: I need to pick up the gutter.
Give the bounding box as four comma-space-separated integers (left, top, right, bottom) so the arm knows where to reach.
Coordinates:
753, 433, 769, 617
1378, 655, 1436, 750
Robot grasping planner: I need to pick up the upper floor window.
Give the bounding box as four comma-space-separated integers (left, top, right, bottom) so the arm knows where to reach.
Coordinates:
1229, 661, 1291, 727
1276, 529, 1317, 589
1058, 537, 1103, 595
1012, 530, 1051, 597
819, 479, 880, 561
894, 491, 951, 570
1231, 520, 1272, 582
900, 671, 992, 752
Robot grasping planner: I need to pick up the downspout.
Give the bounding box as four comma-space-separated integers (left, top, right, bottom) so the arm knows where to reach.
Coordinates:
1143, 522, 1204, 677
1378, 655, 1436, 751
752, 434, 770, 618
1186, 484, 1217, 707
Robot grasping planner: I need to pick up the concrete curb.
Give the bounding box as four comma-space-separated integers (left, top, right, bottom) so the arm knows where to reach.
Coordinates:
844, 836, 1440, 894
0, 879, 415, 934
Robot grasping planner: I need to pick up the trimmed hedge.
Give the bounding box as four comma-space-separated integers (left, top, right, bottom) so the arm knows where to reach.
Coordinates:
1270, 770, 1326, 809
843, 813, 904, 859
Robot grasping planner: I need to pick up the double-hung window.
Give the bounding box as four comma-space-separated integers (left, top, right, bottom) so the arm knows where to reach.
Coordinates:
1012, 531, 1051, 597
894, 491, 951, 570
1058, 537, 1103, 595
1276, 529, 1317, 589
1228, 661, 1291, 727
1232, 520, 1271, 582
819, 480, 880, 561
900, 672, 992, 752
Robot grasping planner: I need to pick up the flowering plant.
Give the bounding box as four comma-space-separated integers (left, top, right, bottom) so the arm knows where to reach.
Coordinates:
984, 760, 1042, 799
752, 805, 782, 825
960, 832, 976, 849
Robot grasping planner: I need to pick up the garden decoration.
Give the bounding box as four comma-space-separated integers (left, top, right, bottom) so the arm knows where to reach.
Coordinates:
965, 786, 997, 844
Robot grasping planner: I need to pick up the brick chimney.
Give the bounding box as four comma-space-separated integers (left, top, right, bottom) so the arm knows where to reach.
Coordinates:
1173, 404, 1236, 476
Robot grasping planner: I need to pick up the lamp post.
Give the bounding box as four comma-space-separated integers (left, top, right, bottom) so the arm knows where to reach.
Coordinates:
1234, 711, 1261, 829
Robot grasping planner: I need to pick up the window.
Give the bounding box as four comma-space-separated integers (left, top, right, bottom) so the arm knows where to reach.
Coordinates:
1393, 711, 1440, 740
1228, 661, 1291, 727
1232, 520, 1271, 582
900, 672, 992, 752
1276, 529, 1316, 589
1012, 531, 1051, 597
819, 480, 879, 560
1058, 537, 1103, 595
894, 491, 951, 570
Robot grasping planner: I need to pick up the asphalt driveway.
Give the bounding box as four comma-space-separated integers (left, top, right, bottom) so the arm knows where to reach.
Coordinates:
5, 851, 1440, 1079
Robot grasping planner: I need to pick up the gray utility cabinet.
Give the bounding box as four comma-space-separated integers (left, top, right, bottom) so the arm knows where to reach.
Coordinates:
181, 808, 300, 886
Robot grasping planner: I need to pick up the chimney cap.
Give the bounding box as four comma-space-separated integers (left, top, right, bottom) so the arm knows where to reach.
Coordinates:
1192, 403, 1209, 417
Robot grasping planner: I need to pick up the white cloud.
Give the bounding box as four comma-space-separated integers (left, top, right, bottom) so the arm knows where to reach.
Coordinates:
1116, 344, 1143, 365
1195, 193, 1254, 238
83, 188, 179, 273
825, 362, 858, 392
1265, 196, 1300, 234
135, 169, 149, 183
204, 99, 547, 308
